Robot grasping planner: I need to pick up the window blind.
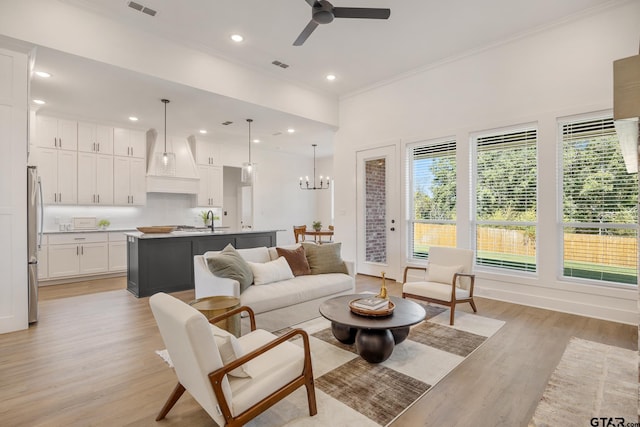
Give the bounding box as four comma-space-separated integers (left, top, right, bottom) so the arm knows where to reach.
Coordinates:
560, 116, 637, 285
407, 139, 456, 260
474, 127, 537, 272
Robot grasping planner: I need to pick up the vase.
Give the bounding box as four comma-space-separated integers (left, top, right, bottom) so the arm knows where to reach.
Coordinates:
377, 271, 388, 299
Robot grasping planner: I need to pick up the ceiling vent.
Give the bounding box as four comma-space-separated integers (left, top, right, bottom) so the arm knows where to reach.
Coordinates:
221, 121, 233, 126
271, 60, 290, 69
127, 1, 157, 17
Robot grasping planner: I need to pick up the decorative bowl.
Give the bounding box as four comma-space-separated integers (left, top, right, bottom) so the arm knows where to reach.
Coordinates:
136, 226, 176, 234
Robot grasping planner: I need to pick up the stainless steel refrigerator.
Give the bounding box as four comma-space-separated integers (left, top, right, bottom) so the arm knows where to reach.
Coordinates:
27, 165, 43, 324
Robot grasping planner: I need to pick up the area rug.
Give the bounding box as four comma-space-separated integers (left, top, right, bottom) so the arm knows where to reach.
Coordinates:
244, 306, 505, 426
529, 337, 638, 427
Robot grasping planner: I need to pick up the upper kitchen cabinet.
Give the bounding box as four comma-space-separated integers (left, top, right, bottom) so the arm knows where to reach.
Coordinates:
78, 122, 113, 154
197, 165, 223, 207
77, 152, 114, 205
33, 147, 77, 205
34, 115, 77, 150
113, 128, 146, 158
114, 156, 146, 206
195, 140, 221, 166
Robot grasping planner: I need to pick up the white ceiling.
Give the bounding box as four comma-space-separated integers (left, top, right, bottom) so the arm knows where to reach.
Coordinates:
30, 0, 616, 156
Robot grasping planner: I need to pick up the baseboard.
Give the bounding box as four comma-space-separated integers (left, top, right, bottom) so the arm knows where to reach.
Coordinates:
39, 272, 126, 286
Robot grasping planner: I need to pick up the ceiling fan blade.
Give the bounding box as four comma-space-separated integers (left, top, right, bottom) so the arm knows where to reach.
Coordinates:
293, 20, 319, 46
333, 7, 390, 19
303, 0, 316, 6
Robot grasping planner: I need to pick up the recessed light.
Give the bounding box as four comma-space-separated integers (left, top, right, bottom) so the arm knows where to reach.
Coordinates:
252, 139, 260, 143
287, 128, 295, 134
35, 71, 51, 78
326, 74, 336, 81
129, 116, 139, 122
33, 99, 45, 105
199, 130, 207, 134
230, 34, 244, 43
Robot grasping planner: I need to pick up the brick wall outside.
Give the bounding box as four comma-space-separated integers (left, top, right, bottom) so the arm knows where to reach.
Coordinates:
365, 159, 386, 263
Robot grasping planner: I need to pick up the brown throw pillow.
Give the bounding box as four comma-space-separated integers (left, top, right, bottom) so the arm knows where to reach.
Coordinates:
301, 242, 348, 275
276, 245, 311, 276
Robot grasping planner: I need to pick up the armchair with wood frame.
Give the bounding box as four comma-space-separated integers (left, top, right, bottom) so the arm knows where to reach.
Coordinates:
149, 292, 317, 426
293, 225, 307, 243
402, 246, 477, 325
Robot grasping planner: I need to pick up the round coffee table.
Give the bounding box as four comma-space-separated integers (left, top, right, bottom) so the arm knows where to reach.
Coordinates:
319, 294, 426, 363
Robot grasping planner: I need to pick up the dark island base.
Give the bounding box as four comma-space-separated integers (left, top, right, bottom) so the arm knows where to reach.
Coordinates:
126, 231, 276, 297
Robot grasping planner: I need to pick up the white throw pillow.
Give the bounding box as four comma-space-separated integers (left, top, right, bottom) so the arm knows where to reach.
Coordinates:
210, 324, 251, 378
247, 257, 294, 285
428, 263, 463, 285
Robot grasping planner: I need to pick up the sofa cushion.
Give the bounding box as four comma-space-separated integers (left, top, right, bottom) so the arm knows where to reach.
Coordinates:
428, 263, 463, 285
302, 242, 348, 275
247, 257, 294, 285
403, 281, 470, 302
206, 244, 254, 293
276, 245, 311, 276
210, 324, 252, 378
236, 246, 271, 264
240, 273, 354, 314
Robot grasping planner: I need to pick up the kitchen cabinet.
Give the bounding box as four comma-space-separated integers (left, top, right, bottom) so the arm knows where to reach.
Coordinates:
108, 232, 127, 272
195, 140, 221, 165
114, 156, 146, 205
47, 233, 108, 278
78, 122, 113, 154
197, 165, 223, 207
78, 152, 114, 205
34, 147, 78, 205
114, 127, 146, 158
35, 115, 77, 150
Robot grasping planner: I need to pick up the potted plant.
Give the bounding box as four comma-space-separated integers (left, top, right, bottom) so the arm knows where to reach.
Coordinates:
97, 219, 110, 230
312, 220, 322, 231
200, 211, 220, 226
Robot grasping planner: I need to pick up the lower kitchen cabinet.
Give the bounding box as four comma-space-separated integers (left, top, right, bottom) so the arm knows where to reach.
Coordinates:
108, 232, 127, 272
47, 233, 109, 279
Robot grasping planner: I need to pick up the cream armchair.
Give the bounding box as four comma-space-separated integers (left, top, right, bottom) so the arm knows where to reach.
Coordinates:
149, 292, 317, 426
402, 246, 477, 325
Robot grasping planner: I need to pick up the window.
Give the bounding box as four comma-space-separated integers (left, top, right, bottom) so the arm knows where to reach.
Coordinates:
560, 115, 637, 285
407, 138, 456, 260
473, 127, 537, 272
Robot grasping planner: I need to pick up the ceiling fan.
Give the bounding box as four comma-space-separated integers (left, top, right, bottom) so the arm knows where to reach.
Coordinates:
293, 0, 390, 46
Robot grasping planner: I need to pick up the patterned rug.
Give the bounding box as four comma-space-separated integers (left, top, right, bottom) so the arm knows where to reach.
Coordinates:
529, 337, 638, 427
245, 305, 505, 426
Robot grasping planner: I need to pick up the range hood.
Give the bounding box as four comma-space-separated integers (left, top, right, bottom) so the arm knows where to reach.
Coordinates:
146, 128, 200, 194
613, 54, 640, 173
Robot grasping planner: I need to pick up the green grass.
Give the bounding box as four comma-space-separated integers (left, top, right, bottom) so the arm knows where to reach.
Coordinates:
412, 246, 636, 284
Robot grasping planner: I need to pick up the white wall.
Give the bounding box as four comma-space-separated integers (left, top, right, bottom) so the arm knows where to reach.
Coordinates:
0, 46, 29, 333
334, 2, 640, 324
252, 148, 318, 245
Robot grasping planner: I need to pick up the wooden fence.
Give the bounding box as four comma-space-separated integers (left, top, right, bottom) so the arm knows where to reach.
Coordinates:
413, 223, 637, 268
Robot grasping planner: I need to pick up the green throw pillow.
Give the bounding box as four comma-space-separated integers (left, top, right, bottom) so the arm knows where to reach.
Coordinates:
206, 244, 254, 292
301, 242, 348, 275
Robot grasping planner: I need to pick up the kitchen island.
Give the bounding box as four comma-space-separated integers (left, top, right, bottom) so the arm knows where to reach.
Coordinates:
125, 229, 277, 297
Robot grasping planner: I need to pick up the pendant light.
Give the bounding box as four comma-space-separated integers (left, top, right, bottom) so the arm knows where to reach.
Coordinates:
156, 98, 175, 176
299, 144, 330, 190
241, 118, 255, 185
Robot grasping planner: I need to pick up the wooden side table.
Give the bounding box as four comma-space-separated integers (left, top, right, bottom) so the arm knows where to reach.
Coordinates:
189, 296, 241, 337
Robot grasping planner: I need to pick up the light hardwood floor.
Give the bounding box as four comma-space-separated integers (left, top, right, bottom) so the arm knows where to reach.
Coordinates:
0, 276, 636, 427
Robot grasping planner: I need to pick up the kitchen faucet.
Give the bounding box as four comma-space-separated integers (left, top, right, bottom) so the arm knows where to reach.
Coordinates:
206, 210, 215, 232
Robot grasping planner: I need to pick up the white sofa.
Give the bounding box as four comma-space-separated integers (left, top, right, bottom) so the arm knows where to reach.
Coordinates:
194, 244, 355, 331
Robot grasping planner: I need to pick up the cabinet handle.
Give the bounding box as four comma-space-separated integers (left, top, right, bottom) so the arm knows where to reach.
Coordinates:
97, 143, 100, 152
76, 246, 79, 255
127, 147, 130, 156
92, 194, 95, 203
130, 147, 133, 156
131, 195, 133, 204
97, 194, 100, 203
93, 142, 96, 151
81, 246, 84, 255
59, 138, 62, 148
74, 237, 86, 240
54, 193, 57, 203
59, 193, 62, 203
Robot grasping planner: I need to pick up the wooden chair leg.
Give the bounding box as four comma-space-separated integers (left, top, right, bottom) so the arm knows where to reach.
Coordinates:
305, 374, 318, 416
469, 299, 478, 313
449, 304, 456, 326
156, 382, 186, 421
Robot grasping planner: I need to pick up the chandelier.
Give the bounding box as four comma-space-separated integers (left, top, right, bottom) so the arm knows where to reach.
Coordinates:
300, 144, 330, 190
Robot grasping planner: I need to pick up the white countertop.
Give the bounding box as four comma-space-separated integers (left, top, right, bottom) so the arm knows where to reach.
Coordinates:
44, 228, 136, 234
124, 229, 282, 239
